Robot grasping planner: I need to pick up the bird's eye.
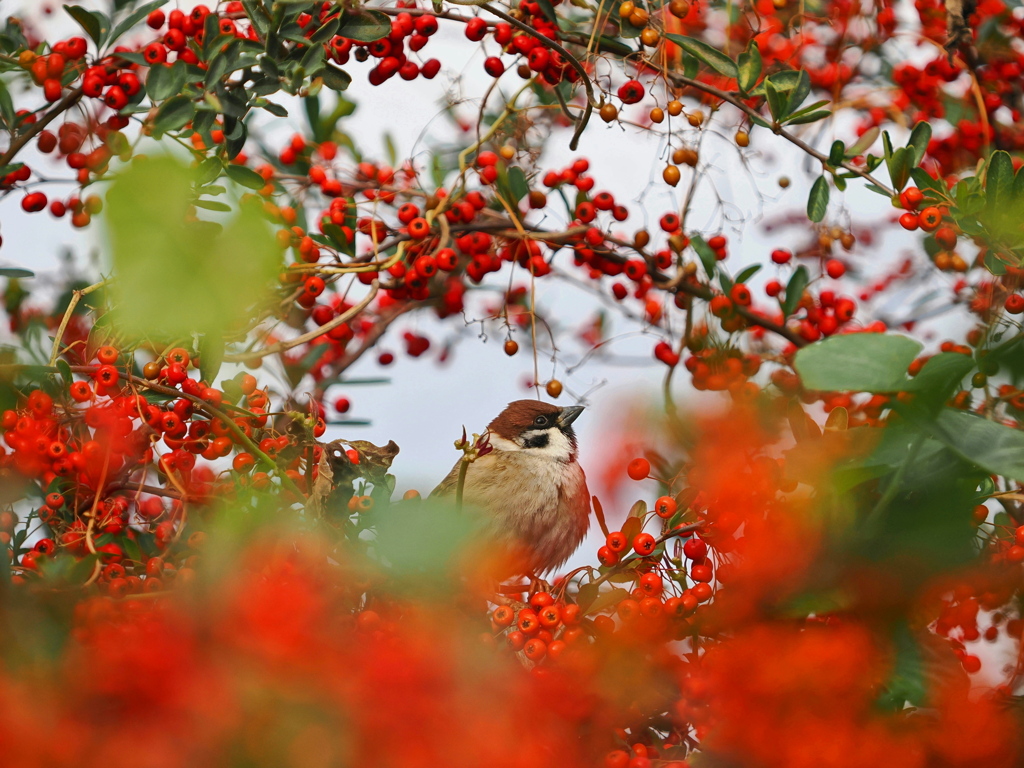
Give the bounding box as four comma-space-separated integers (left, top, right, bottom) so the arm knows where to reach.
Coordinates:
534, 415, 549, 427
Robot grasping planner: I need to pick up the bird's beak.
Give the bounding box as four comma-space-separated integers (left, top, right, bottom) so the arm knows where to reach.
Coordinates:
556, 405, 584, 428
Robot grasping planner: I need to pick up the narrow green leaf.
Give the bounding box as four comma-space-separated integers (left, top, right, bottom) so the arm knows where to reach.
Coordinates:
764, 79, 785, 122
0, 79, 15, 127
194, 198, 232, 212
107, 0, 165, 46
733, 264, 762, 284
782, 265, 809, 318
847, 126, 880, 157
56, 359, 73, 386
794, 333, 923, 392
0, 267, 34, 278
507, 166, 529, 204
784, 109, 831, 126
662, 34, 737, 78
807, 175, 830, 222
690, 234, 717, 279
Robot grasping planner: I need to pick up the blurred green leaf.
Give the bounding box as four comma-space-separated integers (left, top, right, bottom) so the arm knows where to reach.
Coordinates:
929, 409, 1024, 482
794, 333, 922, 391
106, 155, 279, 342
781, 265, 808, 318
690, 234, 717, 279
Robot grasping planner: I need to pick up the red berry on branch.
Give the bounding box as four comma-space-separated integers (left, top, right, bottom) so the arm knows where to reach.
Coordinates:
633, 533, 656, 556
627, 457, 650, 480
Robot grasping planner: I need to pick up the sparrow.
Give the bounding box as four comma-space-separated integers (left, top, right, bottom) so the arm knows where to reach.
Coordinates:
430, 400, 591, 578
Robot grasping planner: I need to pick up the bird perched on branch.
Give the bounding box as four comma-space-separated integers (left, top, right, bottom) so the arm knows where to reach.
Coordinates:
431, 399, 591, 578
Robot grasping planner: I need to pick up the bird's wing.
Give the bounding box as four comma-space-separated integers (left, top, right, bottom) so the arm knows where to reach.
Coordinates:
429, 452, 499, 498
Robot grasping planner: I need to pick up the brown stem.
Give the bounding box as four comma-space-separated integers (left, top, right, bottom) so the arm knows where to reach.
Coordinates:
0, 88, 84, 168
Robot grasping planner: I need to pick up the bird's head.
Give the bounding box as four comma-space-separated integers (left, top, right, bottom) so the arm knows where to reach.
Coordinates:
486, 400, 584, 462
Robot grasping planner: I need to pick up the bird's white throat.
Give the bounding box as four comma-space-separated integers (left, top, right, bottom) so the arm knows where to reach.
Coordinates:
489, 428, 576, 463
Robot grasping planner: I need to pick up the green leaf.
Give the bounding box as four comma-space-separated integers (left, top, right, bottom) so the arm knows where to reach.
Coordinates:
535, 0, 558, 22
828, 140, 845, 167
785, 109, 830, 126
63, 4, 109, 46
985, 150, 1015, 215
781, 265, 808, 318
764, 79, 785, 121
225, 164, 267, 190
906, 352, 973, 397
886, 147, 912, 192
310, 14, 340, 44
794, 333, 923, 392
734, 264, 762, 284
736, 44, 761, 93
750, 68, 800, 95
153, 95, 195, 133
107, 0, 165, 46
690, 234, 717, 279
199, 334, 225, 385
145, 60, 187, 101
784, 70, 811, 115
0, 79, 14, 127
0, 267, 34, 278
337, 9, 392, 42
910, 167, 944, 194
582, 586, 631, 615
194, 198, 232, 212
195, 156, 223, 187
847, 126, 880, 157
106, 155, 279, 341
930, 409, 1024, 482
906, 121, 932, 167
259, 100, 288, 116
56, 359, 73, 386
807, 175, 830, 223
662, 34, 737, 78
322, 61, 351, 91
507, 166, 529, 204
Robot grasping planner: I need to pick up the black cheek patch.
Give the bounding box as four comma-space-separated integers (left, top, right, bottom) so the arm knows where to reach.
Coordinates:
523, 432, 550, 449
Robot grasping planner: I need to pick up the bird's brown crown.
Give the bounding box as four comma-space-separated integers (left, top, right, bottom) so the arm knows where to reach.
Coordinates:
487, 400, 561, 441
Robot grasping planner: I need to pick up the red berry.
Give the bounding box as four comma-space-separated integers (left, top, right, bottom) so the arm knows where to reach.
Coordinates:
483, 56, 504, 77
633, 533, 656, 556
627, 457, 650, 480
825, 259, 846, 279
